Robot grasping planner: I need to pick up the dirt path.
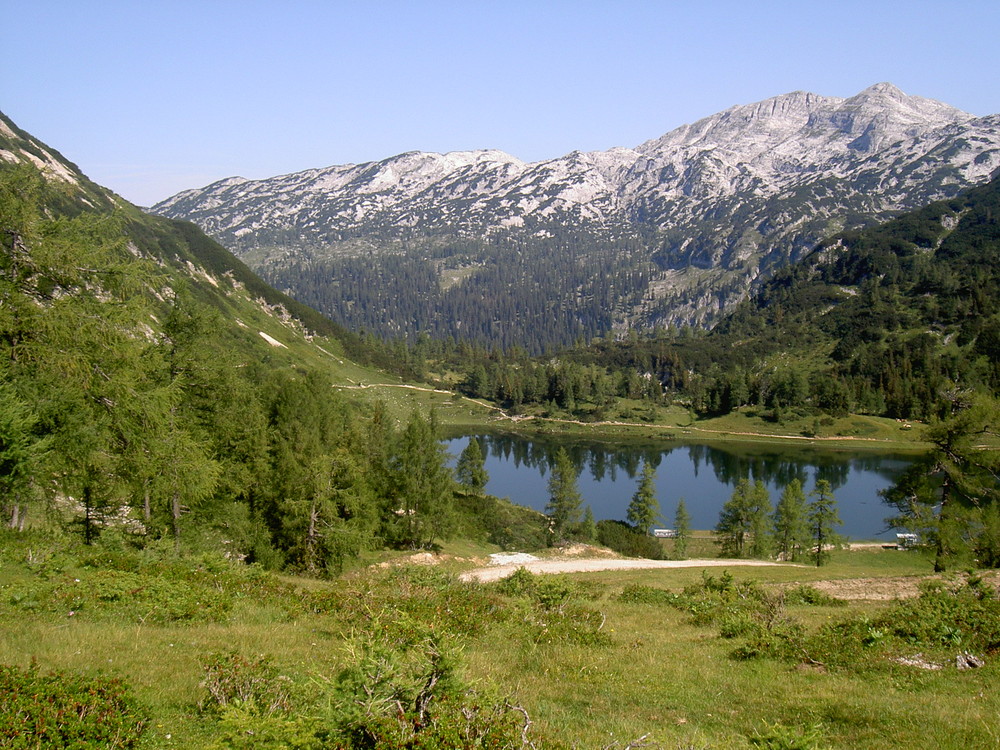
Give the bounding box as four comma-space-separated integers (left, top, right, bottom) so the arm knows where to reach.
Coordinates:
459, 557, 797, 583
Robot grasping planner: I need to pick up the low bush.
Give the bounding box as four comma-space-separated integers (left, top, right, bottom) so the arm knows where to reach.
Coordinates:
748, 721, 828, 750
199, 652, 294, 715
6, 568, 233, 623
492, 568, 611, 646
307, 567, 510, 641
805, 572, 1000, 666
201, 628, 557, 749
665, 572, 806, 659
616, 584, 679, 606
0, 663, 148, 748
2, 531, 298, 625
782, 584, 845, 607
595, 520, 664, 559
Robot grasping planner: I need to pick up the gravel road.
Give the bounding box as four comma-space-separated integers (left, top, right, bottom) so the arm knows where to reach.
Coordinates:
459, 557, 795, 583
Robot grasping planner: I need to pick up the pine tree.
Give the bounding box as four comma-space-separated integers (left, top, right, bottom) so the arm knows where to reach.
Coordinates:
455, 437, 489, 493
808, 479, 842, 566
391, 409, 456, 549
747, 480, 773, 559
673, 498, 691, 559
773, 479, 809, 561
627, 461, 659, 535
546, 447, 582, 542
716, 478, 753, 557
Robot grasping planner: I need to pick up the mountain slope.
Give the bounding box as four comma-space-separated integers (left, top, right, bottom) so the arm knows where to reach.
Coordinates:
0, 112, 503, 574
686, 171, 1000, 419
153, 84, 1000, 351
0, 110, 400, 377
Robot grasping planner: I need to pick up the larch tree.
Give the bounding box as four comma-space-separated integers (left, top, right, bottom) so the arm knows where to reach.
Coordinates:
773, 478, 809, 561
546, 447, 582, 542
0, 166, 166, 542
717, 478, 769, 558
747, 480, 773, 559
627, 460, 659, 535
391, 409, 456, 549
673, 497, 691, 559
808, 479, 842, 566
882, 390, 1000, 570
455, 437, 489, 493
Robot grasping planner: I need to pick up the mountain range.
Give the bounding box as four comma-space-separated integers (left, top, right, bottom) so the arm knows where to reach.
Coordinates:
153, 83, 1000, 350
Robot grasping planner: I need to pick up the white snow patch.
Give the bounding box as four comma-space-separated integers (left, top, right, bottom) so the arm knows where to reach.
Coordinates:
258, 331, 287, 348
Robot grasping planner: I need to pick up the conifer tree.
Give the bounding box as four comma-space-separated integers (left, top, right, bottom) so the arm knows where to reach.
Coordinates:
455, 437, 489, 493
673, 497, 691, 559
1, 165, 166, 542
580, 506, 597, 542
391, 409, 455, 549
546, 448, 582, 542
627, 461, 659, 535
0, 378, 44, 530
716, 478, 753, 557
773, 478, 809, 561
808, 479, 842, 566
882, 391, 1000, 571
747, 480, 773, 559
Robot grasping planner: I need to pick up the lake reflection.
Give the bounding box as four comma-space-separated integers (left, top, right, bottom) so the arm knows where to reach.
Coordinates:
446, 435, 919, 541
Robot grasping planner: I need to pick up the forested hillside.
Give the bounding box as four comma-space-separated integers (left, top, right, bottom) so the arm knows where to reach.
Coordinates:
494, 171, 1000, 424
0, 116, 541, 573
699, 169, 1000, 418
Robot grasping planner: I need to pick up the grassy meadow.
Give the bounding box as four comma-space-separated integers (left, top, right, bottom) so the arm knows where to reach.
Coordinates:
2, 528, 997, 749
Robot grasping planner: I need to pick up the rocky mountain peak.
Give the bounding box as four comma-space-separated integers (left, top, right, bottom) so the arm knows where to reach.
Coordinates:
814, 82, 972, 152
151, 84, 1000, 345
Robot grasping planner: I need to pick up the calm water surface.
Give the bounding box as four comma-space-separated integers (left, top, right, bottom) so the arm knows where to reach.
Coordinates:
446, 434, 919, 541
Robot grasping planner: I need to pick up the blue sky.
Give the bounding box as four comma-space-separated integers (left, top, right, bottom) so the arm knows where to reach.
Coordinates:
5, 0, 999, 206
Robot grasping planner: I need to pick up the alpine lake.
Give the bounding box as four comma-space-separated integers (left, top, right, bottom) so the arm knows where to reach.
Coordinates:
446, 433, 920, 542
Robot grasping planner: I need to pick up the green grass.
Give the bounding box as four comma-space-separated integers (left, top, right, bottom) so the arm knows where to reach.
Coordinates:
1, 533, 994, 749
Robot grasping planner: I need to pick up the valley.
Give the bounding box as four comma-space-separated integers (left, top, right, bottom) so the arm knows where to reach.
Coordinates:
1, 81, 999, 748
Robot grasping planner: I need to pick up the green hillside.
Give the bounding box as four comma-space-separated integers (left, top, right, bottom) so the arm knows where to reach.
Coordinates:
525, 172, 1000, 428
0, 114, 513, 575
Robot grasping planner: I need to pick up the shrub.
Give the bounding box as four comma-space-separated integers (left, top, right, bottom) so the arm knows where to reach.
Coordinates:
595, 520, 664, 559
0, 663, 148, 748
669, 572, 805, 659
199, 653, 294, 715
783, 584, 844, 607
6, 568, 234, 624
748, 721, 828, 750
307, 567, 510, 641
617, 584, 679, 606
321, 628, 555, 749
494, 568, 579, 609
491, 569, 611, 646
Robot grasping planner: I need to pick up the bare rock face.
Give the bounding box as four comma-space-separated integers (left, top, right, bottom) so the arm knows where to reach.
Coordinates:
152, 84, 1000, 343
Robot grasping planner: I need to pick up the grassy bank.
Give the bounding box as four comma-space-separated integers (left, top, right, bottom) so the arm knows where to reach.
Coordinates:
350, 376, 932, 451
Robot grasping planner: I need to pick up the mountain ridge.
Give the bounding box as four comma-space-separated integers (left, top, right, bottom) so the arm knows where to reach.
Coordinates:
152, 84, 1000, 349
